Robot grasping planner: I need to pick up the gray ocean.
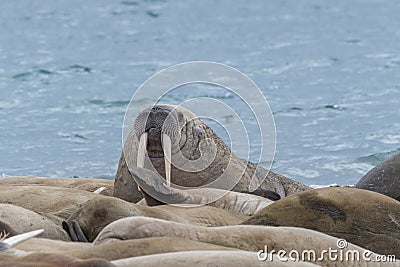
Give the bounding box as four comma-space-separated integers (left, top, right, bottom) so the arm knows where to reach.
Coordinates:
0, 0, 399, 186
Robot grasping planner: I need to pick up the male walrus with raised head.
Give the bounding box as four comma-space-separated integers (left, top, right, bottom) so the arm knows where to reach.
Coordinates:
114, 104, 309, 203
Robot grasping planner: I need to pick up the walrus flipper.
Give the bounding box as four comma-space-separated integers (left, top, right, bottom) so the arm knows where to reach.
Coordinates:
62, 220, 88, 242
240, 189, 281, 201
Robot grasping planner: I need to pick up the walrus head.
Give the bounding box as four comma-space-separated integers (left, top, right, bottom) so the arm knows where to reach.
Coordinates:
123, 104, 231, 189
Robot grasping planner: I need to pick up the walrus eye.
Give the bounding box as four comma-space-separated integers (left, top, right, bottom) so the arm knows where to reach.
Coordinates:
178, 112, 184, 121
194, 125, 204, 138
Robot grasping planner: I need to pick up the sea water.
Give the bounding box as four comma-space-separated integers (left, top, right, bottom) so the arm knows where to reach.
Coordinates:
0, 0, 399, 186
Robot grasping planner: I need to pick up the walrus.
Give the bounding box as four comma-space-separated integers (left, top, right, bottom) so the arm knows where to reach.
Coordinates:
356, 151, 400, 201
243, 187, 400, 258
93, 217, 396, 266
7, 237, 316, 267
0, 204, 69, 241
16, 237, 238, 261
114, 104, 310, 203
1, 230, 115, 266
111, 250, 320, 267
0, 176, 114, 196
63, 195, 248, 242
15, 237, 90, 254
0, 253, 115, 267
0, 185, 107, 225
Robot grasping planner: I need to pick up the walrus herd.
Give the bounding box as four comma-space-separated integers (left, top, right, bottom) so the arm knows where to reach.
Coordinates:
1, 105, 399, 266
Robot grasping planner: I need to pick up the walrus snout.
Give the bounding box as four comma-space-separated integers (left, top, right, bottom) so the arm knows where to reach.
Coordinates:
134, 105, 184, 186
134, 106, 181, 140
146, 128, 164, 157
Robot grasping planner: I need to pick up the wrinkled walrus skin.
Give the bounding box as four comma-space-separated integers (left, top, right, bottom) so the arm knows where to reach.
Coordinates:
114, 104, 310, 203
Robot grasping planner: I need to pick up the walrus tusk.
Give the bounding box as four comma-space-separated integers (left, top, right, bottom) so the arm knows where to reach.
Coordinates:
93, 187, 105, 194
161, 133, 172, 187
137, 132, 148, 168
3, 229, 44, 247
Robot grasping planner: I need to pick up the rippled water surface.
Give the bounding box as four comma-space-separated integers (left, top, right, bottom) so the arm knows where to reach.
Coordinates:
0, 0, 399, 186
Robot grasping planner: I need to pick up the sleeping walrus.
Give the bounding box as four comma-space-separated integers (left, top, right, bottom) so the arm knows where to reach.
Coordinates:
114, 104, 310, 203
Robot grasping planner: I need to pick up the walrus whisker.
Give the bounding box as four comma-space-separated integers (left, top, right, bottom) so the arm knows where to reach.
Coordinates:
0, 231, 9, 240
